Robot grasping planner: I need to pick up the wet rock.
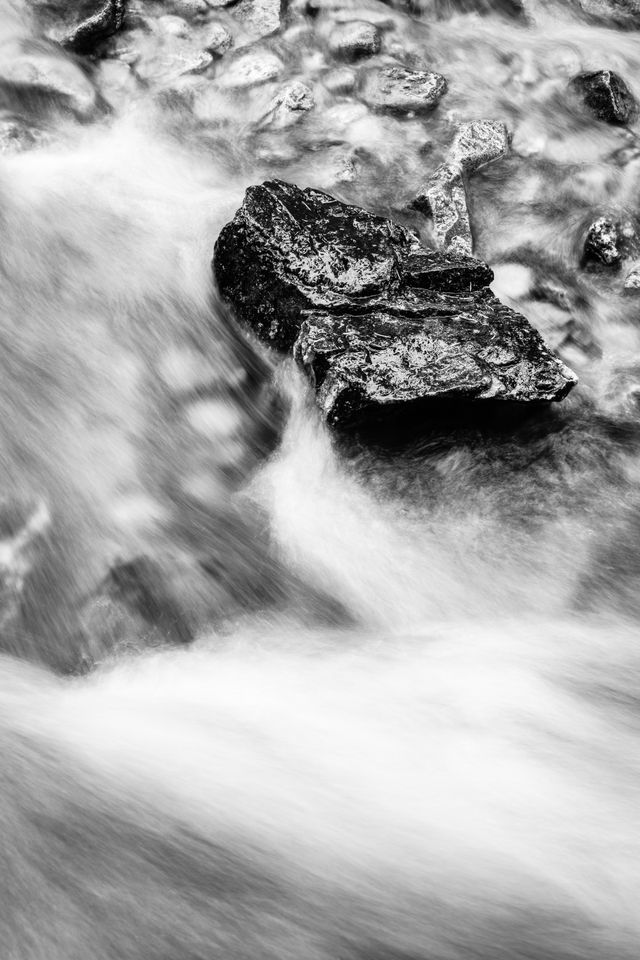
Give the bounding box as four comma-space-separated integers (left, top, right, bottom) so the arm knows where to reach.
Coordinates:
416, 162, 472, 256
582, 217, 621, 267
451, 119, 509, 172
0, 53, 98, 118
231, 0, 282, 38
213, 180, 577, 429
0, 115, 46, 153
572, 0, 640, 29
28, 0, 126, 53
570, 70, 637, 125
215, 50, 283, 89
414, 119, 509, 256
359, 65, 447, 114
327, 21, 381, 60
258, 80, 314, 128
205, 23, 234, 55
623, 266, 640, 291
135, 45, 213, 84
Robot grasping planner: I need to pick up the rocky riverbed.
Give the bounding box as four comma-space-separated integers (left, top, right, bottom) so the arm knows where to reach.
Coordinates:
3, 0, 640, 958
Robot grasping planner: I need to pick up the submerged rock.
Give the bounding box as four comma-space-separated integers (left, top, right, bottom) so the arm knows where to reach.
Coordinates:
213, 180, 577, 428
215, 50, 283, 89
28, 0, 126, 53
570, 70, 637, 125
359, 65, 447, 114
450, 119, 509, 172
257, 80, 314, 129
328, 21, 381, 60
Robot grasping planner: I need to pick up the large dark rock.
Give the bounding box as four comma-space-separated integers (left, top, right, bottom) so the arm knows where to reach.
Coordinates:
213, 180, 577, 428
570, 70, 637, 125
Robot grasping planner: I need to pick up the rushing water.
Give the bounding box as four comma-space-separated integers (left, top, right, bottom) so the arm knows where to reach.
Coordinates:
2, 0, 640, 956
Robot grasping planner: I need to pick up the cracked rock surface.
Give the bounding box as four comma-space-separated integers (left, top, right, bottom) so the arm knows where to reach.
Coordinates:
213, 179, 577, 428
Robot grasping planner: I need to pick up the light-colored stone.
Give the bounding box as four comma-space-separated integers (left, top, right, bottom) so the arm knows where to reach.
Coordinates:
451, 119, 509, 173
0, 54, 97, 117
258, 80, 314, 128
205, 23, 233, 55
231, 0, 282, 38
359, 65, 447, 114
216, 51, 283, 90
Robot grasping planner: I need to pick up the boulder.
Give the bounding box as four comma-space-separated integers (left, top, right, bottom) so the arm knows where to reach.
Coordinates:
570, 70, 637, 125
213, 180, 577, 428
27, 0, 126, 53
359, 65, 447, 114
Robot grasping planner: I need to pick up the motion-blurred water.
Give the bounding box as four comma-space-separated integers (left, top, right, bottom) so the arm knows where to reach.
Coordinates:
2, 0, 640, 956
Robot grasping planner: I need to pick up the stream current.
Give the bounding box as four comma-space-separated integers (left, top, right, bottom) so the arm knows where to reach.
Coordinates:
2, 0, 640, 956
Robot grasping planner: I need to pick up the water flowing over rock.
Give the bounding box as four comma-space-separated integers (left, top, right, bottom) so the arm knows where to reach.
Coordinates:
358, 65, 448, 114
570, 70, 637, 125
213, 180, 577, 428
27, 0, 126, 53
327, 21, 382, 60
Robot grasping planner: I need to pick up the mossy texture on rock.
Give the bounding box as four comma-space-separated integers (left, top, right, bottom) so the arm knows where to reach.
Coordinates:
213, 180, 577, 427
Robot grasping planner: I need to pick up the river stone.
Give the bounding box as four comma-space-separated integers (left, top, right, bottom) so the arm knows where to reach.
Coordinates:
27, 0, 126, 53
213, 180, 577, 428
205, 23, 234, 55
451, 119, 509, 172
416, 162, 472, 256
258, 80, 315, 128
623, 266, 640, 291
583, 217, 621, 267
570, 70, 637, 125
328, 22, 381, 60
359, 65, 447, 114
0, 54, 98, 117
231, 0, 282, 38
216, 51, 283, 89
